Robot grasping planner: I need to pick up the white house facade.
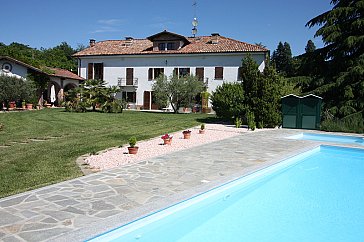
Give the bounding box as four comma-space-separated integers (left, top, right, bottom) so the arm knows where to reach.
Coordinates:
73, 31, 268, 110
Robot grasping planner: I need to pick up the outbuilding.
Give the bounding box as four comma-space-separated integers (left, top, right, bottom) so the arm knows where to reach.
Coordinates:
281, 94, 322, 130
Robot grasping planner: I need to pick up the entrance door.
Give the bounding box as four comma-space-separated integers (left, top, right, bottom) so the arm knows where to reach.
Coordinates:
143, 91, 150, 110
126, 68, 134, 85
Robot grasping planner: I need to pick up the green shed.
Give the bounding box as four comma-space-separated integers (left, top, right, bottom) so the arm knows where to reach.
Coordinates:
281, 94, 322, 130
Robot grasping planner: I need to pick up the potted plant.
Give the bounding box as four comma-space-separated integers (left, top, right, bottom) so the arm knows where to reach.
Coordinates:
161, 134, 173, 145
199, 124, 205, 134
9, 101, 16, 110
182, 130, 191, 139
22, 100, 26, 109
26, 103, 33, 110
127, 136, 139, 154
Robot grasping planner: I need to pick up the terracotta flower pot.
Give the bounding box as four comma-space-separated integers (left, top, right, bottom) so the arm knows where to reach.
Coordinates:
26, 104, 33, 110
163, 138, 172, 145
9, 101, 16, 109
128, 146, 139, 154
183, 132, 191, 139
199, 130, 205, 134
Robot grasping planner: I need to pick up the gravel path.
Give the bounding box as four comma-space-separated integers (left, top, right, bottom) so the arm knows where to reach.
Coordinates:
85, 124, 253, 171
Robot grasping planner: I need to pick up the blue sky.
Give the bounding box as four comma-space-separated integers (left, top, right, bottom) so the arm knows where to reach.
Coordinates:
1, 0, 332, 56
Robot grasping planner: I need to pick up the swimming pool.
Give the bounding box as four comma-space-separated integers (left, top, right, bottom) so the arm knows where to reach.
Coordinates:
88, 146, 364, 242
288, 132, 364, 146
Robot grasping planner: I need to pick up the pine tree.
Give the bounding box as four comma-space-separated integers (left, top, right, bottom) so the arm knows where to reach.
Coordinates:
297, 40, 323, 78
305, 40, 316, 53
241, 55, 297, 127
306, 0, 364, 118
271, 41, 294, 76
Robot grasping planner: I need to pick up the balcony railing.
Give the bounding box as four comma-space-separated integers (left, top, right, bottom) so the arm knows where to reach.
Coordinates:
118, 77, 138, 87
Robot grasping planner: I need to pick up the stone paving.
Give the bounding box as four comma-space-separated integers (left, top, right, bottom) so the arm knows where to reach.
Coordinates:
0, 128, 363, 241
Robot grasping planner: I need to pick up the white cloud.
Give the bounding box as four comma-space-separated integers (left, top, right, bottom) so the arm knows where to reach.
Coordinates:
148, 17, 176, 30
90, 19, 125, 34
98, 19, 125, 25
91, 26, 120, 34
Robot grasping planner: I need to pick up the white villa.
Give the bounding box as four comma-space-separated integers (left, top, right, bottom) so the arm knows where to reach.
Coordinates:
73, 30, 268, 111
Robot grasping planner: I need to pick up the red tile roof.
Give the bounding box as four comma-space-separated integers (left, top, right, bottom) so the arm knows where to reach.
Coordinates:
0, 56, 83, 81
73, 35, 268, 57
47, 67, 84, 81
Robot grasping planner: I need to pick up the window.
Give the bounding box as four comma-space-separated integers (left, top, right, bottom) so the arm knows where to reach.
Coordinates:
122, 91, 136, 103
158, 43, 166, 51
173, 68, 190, 77
215, 67, 223, 80
157, 42, 178, 51
167, 42, 175, 50
174, 67, 190, 77
148, 68, 164, 80
88, 63, 103, 80
237, 67, 243, 81
94, 63, 103, 80
179, 68, 190, 76
154, 68, 164, 79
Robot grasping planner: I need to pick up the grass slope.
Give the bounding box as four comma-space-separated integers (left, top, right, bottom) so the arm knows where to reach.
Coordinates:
0, 109, 209, 198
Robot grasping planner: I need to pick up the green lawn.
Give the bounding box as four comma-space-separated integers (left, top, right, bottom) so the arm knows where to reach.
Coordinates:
0, 109, 210, 198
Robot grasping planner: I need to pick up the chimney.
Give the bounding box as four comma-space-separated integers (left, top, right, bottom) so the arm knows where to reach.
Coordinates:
211, 33, 220, 44
89, 39, 96, 47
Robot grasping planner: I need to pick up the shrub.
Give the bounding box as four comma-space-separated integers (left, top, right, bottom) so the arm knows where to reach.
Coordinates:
0, 75, 36, 103
64, 100, 87, 112
200, 123, 205, 130
257, 121, 264, 129
129, 136, 137, 147
211, 82, 245, 120
247, 111, 256, 131
321, 111, 363, 133
101, 99, 125, 113
235, 117, 242, 128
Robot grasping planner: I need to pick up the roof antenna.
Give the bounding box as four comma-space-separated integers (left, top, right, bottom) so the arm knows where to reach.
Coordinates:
192, 0, 198, 37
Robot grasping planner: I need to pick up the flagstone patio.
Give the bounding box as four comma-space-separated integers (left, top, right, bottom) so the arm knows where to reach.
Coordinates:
0, 128, 362, 241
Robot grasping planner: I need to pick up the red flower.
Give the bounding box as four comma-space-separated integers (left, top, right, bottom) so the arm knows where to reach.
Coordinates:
161, 134, 173, 140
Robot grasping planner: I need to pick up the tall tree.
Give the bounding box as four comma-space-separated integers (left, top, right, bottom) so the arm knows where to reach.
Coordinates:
241, 55, 297, 127
305, 40, 316, 53
306, 0, 364, 118
296, 40, 323, 78
241, 54, 260, 113
271, 41, 294, 76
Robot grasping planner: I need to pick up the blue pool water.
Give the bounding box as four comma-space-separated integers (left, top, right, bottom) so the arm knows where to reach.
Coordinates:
88, 146, 364, 242
288, 132, 364, 146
